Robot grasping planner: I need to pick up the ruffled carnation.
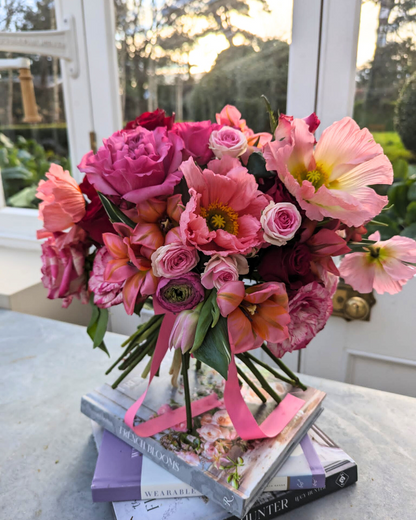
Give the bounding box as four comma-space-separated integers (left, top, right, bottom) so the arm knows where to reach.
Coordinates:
88, 247, 124, 308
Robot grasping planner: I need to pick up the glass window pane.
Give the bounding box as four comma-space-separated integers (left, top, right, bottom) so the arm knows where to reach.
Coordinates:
0, 1, 70, 209
353, 0, 416, 238
115, 0, 293, 132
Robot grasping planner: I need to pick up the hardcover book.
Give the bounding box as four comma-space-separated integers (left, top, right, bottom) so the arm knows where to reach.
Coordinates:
91, 423, 357, 520
91, 424, 325, 502
81, 353, 325, 518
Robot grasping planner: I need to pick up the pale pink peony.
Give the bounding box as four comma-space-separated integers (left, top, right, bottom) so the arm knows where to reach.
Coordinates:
36, 163, 85, 234
260, 201, 302, 246
40, 225, 89, 308
211, 410, 233, 427
269, 282, 333, 358
172, 121, 220, 165
209, 126, 248, 159
197, 424, 222, 442
151, 242, 199, 278
201, 254, 249, 290
339, 231, 416, 295
89, 247, 124, 308
177, 451, 200, 466
78, 126, 184, 205
263, 116, 393, 227
179, 157, 269, 256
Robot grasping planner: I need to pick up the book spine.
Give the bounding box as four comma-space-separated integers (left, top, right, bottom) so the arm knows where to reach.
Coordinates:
81, 393, 244, 517
237, 464, 358, 520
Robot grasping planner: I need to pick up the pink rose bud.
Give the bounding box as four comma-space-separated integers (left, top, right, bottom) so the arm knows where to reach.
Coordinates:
260, 201, 302, 246
151, 242, 199, 278
209, 126, 248, 159
201, 254, 249, 290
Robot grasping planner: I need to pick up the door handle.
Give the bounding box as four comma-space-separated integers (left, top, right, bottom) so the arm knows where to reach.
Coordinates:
332, 282, 376, 322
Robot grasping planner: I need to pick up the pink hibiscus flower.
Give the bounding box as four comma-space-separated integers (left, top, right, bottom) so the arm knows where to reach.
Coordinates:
263, 116, 393, 227
179, 156, 269, 255
339, 231, 416, 295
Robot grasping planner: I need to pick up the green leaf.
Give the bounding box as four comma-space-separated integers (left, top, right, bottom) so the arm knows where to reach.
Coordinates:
87, 295, 109, 356
401, 222, 416, 239
388, 182, 408, 220
191, 290, 216, 352
211, 299, 220, 328
392, 158, 408, 180
98, 192, 136, 229
246, 152, 275, 179
193, 316, 231, 379
7, 185, 38, 208
261, 95, 279, 134
1, 166, 34, 181
408, 182, 416, 202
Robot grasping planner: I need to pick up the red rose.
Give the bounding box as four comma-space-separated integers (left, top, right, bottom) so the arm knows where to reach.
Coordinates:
258, 242, 316, 290
78, 177, 114, 245
124, 108, 175, 131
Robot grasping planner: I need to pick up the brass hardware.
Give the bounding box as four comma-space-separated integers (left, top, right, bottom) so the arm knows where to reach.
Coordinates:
18, 68, 42, 123
89, 131, 97, 153
332, 282, 376, 322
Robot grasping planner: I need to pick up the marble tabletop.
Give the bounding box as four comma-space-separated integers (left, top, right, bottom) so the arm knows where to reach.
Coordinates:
1, 309, 415, 520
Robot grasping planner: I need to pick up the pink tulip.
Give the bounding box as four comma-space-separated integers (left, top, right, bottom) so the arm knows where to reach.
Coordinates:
168, 304, 202, 353
339, 231, 416, 295
263, 116, 393, 227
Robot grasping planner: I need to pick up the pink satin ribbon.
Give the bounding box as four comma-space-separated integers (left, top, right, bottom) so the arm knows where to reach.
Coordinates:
124, 305, 304, 440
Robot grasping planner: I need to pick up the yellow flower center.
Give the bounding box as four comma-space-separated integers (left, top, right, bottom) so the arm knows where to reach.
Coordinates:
292, 163, 330, 190
200, 201, 239, 235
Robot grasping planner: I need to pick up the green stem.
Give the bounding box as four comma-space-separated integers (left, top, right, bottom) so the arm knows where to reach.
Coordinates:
182, 352, 193, 433
111, 340, 155, 389
118, 330, 158, 370
236, 365, 266, 403
237, 354, 281, 404
244, 352, 298, 386
261, 345, 307, 391
195, 360, 202, 371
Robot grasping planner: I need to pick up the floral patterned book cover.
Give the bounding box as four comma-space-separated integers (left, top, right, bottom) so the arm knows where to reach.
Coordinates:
81, 354, 325, 518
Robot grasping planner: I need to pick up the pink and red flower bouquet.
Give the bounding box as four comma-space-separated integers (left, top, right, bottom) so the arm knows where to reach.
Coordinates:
36, 103, 416, 435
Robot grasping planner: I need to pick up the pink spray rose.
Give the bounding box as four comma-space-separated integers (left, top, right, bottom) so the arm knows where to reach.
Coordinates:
209, 126, 248, 159
197, 424, 222, 442
88, 247, 124, 308
40, 225, 89, 308
269, 282, 333, 358
260, 201, 302, 246
211, 410, 233, 427
151, 243, 199, 278
155, 272, 205, 313
201, 254, 249, 290
172, 121, 220, 165
78, 126, 184, 205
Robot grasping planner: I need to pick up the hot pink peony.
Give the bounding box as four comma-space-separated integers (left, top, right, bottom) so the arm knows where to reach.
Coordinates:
269, 282, 333, 358
263, 116, 393, 227
88, 247, 124, 308
179, 156, 269, 256
40, 225, 89, 308
78, 126, 184, 205
209, 126, 248, 159
172, 121, 220, 165
201, 254, 249, 290
339, 231, 416, 295
151, 243, 199, 278
37, 163, 85, 234
260, 201, 302, 246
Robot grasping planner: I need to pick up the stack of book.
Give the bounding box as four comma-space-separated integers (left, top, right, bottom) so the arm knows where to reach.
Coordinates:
81, 353, 357, 520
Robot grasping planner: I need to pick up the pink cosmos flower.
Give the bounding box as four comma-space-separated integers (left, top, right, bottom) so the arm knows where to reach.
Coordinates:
209, 126, 248, 159
40, 225, 89, 308
269, 282, 333, 358
88, 247, 124, 308
151, 242, 199, 278
172, 121, 220, 165
179, 156, 269, 256
36, 163, 85, 235
201, 254, 249, 290
260, 201, 302, 246
78, 126, 184, 205
339, 231, 416, 295
197, 424, 222, 442
103, 223, 161, 315
263, 116, 393, 227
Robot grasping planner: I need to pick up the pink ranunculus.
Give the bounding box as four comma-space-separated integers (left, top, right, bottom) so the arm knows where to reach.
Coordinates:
263, 116, 393, 227
260, 201, 302, 246
209, 126, 248, 159
168, 305, 202, 353
211, 410, 233, 427
155, 273, 205, 313
201, 254, 249, 290
339, 231, 416, 295
172, 121, 220, 165
40, 225, 89, 308
151, 243, 199, 278
197, 424, 222, 442
88, 247, 124, 309
179, 157, 269, 256
269, 282, 333, 358
36, 163, 85, 234
78, 126, 184, 205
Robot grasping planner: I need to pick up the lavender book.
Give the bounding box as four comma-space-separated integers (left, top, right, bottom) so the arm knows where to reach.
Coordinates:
81, 353, 325, 518
91, 425, 325, 502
